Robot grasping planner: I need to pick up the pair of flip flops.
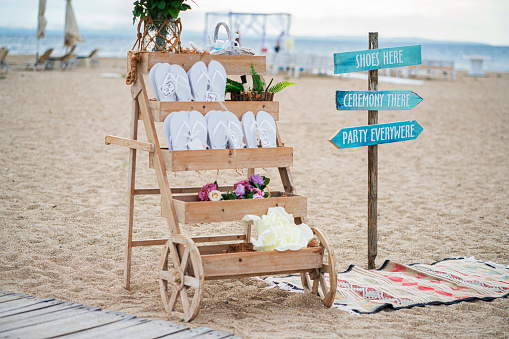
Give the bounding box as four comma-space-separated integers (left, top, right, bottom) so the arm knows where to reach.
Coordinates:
242, 111, 277, 148
205, 110, 245, 149
149, 63, 192, 102
187, 60, 226, 102
163, 111, 208, 151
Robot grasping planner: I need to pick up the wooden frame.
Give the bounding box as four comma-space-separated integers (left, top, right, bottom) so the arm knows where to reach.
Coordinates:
107, 53, 337, 321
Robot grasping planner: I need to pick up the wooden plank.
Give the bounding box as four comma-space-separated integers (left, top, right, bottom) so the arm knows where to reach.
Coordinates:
170, 192, 307, 224
0, 309, 134, 338
134, 52, 266, 75
85, 319, 188, 339
0, 305, 98, 333
0, 300, 77, 319
192, 234, 246, 243
151, 147, 293, 172
334, 44, 421, 74
105, 135, 154, 152
0, 294, 27, 303
336, 90, 423, 111
132, 238, 169, 247
161, 326, 213, 339
136, 67, 181, 236
124, 94, 140, 290
135, 186, 235, 195
190, 330, 236, 338
201, 247, 323, 280
329, 120, 423, 149
150, 100, 279, 122
0, 297, 55, 313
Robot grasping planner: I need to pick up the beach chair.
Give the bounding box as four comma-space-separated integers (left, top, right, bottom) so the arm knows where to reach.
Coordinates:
48, 45, 77, 70
106, 52, 338, 321
18, 48, 54, 71
77, 48, 100, 67
0, 47, 10, 75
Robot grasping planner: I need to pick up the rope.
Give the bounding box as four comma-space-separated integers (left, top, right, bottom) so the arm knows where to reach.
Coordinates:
126, 52, 141, 85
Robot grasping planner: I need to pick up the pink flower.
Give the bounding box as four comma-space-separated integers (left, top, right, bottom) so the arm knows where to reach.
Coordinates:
253, 193, 264, 199
198, 189, 209, 201
203, 183, 218, 192
234, 180, 249, 189
234, 184, 245, 197
252, 188, 263, 196
249, 174, 265, 186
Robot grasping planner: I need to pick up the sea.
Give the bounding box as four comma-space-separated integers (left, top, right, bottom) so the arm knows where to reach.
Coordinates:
1, 28, 508, 73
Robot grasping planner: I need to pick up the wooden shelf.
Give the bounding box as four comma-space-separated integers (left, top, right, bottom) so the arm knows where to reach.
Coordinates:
200, 246, 323, 280
150, 146, 293, 172
149, 100, 280, 122
128, 51, 266, 75
167, 192, 307, 224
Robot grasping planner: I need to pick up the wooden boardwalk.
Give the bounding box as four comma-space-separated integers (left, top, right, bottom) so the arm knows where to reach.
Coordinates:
0, 290, 239, 339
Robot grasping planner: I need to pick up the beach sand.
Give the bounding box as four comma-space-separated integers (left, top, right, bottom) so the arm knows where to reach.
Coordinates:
0, 56, 508, 338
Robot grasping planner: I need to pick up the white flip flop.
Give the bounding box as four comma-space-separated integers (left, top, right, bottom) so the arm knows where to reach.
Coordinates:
242, 111, 259, 148
170, 111, 191, 151
207, 110, 228, 149
224, 111, 244, 149
208, 60, 226, 101
163, 111, 177, 150
170, 64, 192, 101
187, 111, 208, 150
187, 61, 209, 101
149, 63, 162, 101
155, 63, 176, 102
256, 111, 277, 147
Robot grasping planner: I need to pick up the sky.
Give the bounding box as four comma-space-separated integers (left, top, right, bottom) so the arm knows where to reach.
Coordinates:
1, 0, 508, 46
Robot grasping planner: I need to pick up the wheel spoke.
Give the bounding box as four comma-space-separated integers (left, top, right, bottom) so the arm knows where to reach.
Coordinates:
180, 286, 191, 318
184, 276, 200, 288
180, 246, 191, 272
168, 289, 179, 312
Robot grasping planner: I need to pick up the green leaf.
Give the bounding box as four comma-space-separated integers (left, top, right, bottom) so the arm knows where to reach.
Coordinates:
158, 1, 166, 9
267, 81, 296, 93
250, 63, 265, 94
168, 7, 179, 18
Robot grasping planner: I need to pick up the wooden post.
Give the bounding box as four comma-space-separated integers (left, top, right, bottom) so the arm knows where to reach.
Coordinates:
367, 32, 378, 269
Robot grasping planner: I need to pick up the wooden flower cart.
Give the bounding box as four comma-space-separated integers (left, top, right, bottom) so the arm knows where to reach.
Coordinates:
106, 52, 338, 321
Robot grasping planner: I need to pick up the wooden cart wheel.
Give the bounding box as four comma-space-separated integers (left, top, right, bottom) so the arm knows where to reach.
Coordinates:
159, 234, 204, 322
300, 227, 338, 307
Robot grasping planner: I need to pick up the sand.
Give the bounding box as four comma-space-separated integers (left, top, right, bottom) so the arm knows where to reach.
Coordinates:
0, 56, 508, 338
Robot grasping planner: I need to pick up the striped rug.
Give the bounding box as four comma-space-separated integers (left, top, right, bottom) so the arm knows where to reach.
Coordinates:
262, 258, 509, 314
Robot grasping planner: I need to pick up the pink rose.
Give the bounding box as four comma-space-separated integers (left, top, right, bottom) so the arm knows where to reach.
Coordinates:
234, 184, 245, 197
202, 183, 218, 192
234, 180, 249, 189
253, 193, 264, 199
252, 188, 263, 196
198, 189, 209, 201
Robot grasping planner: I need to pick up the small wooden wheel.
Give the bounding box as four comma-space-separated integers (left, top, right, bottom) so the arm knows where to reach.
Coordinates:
159, 234, 204, 322
300, 227, 338, 307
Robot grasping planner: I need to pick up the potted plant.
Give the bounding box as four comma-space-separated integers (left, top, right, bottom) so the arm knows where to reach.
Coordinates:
227, 64, 296, 101
132, 0, 196, 52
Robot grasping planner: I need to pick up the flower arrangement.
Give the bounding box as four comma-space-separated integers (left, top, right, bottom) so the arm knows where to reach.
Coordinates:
198, 174, 270, 201
132, 0, 196, 22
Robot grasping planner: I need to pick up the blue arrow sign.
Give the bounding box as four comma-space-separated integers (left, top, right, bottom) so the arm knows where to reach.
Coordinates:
336, 90, 423, 111
329, 120, 423, 149
334, 45, 421, 74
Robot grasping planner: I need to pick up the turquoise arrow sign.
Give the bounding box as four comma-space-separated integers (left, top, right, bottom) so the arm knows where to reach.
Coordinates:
334, 45, 421, 74
336, 90, 423, 111
329, 120, 423, 149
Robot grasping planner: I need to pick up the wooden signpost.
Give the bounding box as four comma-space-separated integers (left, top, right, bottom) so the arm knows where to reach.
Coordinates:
336, 90, 422, 111
330, 33, 423, 269
329, 120, 423, 149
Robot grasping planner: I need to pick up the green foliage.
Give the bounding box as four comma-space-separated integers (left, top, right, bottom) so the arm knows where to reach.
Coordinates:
132, 0, 194, 23
250, 63, 265, 94
225, 78, 244, 94
267, 80, 296, 93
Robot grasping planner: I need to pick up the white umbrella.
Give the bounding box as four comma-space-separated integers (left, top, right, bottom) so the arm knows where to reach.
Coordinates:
37, 0, 47, 39
36, 0, 47, 61
64, 0, 83, 48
